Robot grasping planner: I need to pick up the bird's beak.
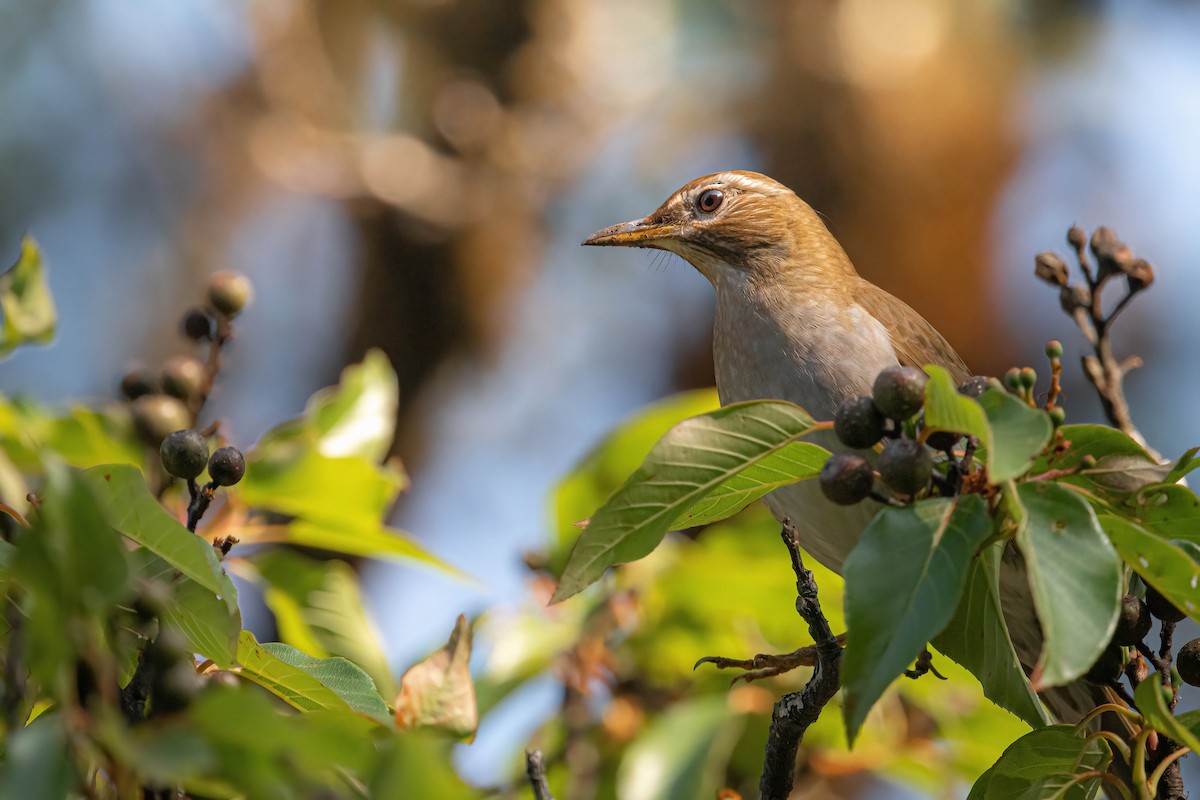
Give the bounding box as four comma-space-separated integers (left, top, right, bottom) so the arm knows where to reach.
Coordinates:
582, 216, 676, 248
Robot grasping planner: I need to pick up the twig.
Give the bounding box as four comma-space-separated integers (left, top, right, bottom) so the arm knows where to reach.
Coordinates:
192, 315, 232, 425
525, 750, 555, 800
1039, 227, 1158, 458
759, 521, 842, 800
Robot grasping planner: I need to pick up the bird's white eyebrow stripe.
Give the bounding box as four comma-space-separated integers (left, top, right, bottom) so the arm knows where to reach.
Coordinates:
716, 173, 776, 194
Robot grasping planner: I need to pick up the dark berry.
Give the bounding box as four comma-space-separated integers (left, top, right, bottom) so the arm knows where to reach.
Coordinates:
131, 395, 190, 447
957, 376, 989, 398
1111, 595, 1152, 646
159, 430, 209, 480
207, 271, 253, 318
878, 438, 933, 497
834, 396, 887, 449
1085, 644, 1126, 685
871, 366, 928, 422
1145, 585, 1186, 623
925, 430, 960, 453
120, 366, 161, 401
181, 308, 214, 341
207, 447, 245, 486
1178, 638, 1200, 687
819, 453, 874, 506
161, 355, 205, 401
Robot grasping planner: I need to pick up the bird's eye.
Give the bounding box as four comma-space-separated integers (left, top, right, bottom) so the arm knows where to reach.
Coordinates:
697, 189, 724, 213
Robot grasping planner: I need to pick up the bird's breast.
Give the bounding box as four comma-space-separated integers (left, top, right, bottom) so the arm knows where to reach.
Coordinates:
712, 288, 899, 420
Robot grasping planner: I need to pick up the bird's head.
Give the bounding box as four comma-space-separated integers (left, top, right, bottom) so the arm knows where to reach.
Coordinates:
582, 170, 857, 287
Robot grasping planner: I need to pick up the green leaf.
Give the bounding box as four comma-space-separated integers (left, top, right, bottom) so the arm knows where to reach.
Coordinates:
615, 696, 743, 800
553, 388, 718, 573
669, 441, 829, 528
923, 366, 991, 442
0, 236, 56, 357
842, 494, 993, 742
82, 465, 237, 612
134, 549, 240, 668
235, 631, 391, 725
1133, 676, 1200, 752
306, 348, 399, 462
253, 549, 395, 696
978, 390, 1053, 482
282, 519, 458, 574
1015, 482, 1121, 688
971, 725, 1108, 799
0, 713, 73, 797
932, 542, 1051, 729
369, 730, 481, 800
1100, 515, 1200, 623
1035, 424, 1170, 496
551, 400, 820, 603
1165, 447, 1200, 485
1132, 485, 1200, 545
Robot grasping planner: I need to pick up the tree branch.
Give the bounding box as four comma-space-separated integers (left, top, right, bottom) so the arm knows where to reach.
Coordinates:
759, 520, 842, 800
525, 749, 554, 800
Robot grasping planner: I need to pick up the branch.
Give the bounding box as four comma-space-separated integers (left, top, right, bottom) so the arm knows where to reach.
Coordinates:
1038, 228, 1158, 458
524, 750, 554, 800
759, 520, 842, 800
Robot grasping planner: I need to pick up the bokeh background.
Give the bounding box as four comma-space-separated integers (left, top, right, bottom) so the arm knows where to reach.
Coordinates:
4, 0, 1200, 795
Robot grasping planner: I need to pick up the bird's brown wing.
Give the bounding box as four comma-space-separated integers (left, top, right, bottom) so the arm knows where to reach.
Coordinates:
852, 279, 972, 383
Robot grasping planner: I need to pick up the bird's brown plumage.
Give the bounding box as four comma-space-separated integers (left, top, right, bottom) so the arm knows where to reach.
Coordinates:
585, 170, 1105, 728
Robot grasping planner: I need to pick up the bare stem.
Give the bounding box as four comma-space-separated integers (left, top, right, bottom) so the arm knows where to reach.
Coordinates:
759, 521, 841, 800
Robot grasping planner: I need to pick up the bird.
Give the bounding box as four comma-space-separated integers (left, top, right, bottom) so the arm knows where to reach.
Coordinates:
581, 170, 1102, 725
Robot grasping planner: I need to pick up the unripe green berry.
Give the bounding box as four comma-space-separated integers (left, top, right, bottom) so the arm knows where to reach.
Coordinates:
160, 430, 209, 480
1019, 367, 1037, 390
819, 453, 874, 506
207, 447, 245, 486
161, 356, 205, 401
207, 271, 253, 318
120, 366, 161, 401
871, 366, 928, 422
878, 438, 934, 497
1045, 339, 1064, 360
1079, 454, 1097, 469
1003, 368, 1022, 392
1145, 585, 1186, 623
132, 395, 191, 447
834, 396, 887, 449
181, 308, 214, 341
1177, 638, 1200, 687
1111, 595, 1152, 646
1048, 407, 1066, 428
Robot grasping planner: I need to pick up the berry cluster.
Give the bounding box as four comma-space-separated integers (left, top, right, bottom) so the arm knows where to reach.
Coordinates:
819, 366, 990, 507
1092, 588, 1200, 695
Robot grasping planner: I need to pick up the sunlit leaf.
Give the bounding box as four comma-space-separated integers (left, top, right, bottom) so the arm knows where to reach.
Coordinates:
552, 400, 820, 603
234, 631, 390, 725
306, 348, 399, 462
0, 236, 56, 357
133, 550, 240, 668
669, 441, 829, 528
968, 725, 1108, 799
395, 614, 477, 740
1015, 482, 1121, 688
842, 495, 993, 742
1132, 484, 1200, 545
253, 549, 395, 695
83, 465, 237, 612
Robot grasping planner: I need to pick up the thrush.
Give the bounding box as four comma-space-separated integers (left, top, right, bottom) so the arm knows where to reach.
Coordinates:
583, 170, 1103, 723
